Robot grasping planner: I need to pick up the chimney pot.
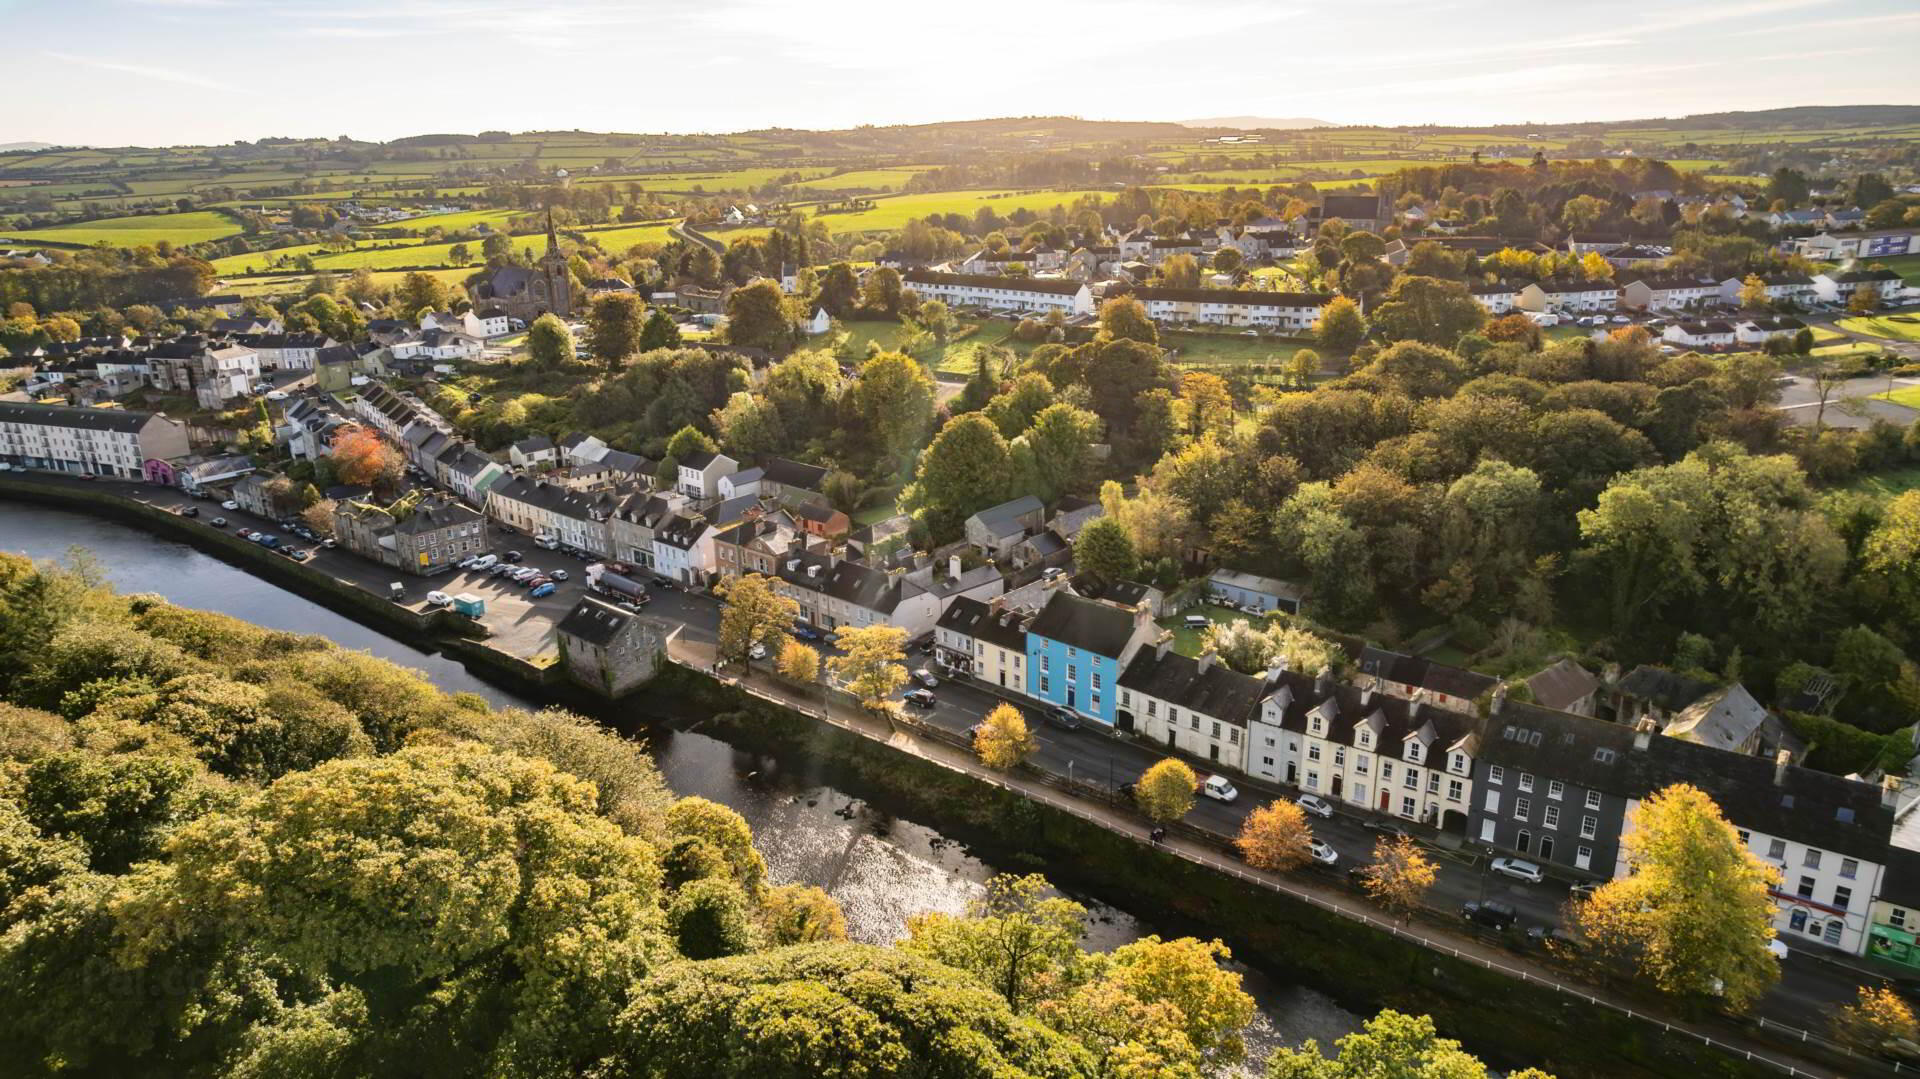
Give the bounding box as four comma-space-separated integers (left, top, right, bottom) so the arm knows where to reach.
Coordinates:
1774, 749, 1792, 787
1315, 665, 1332, 695
1632, 715, 1656, 750
1197, 649, 1215, 675
1884, 775, 1902, 809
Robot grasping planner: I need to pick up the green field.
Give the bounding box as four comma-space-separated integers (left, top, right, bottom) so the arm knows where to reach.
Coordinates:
1867, 254, 1920, 284
1837, 315, 1920, 343
224, 266, 472, 298
1874, 385, 1920, 409
576, 222, 680, 252
791, 168, 934, 192
1, 209, 243, 248
809, 189, 1113, 234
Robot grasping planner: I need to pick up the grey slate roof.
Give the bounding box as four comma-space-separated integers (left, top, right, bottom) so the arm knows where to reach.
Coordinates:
1615, 665, 1714, 714
1481, 701, 1636, 794
0, 401, 159, 433
1626, 736, 1893, 863
761, 456, 830, 491
556, 595, 633, 647
1524, 658, 1601, 713
1026, 591, 1136, 657
1358, 646, 1498, 702
1119, 649, 1265, 727
937, 595, 1030, 652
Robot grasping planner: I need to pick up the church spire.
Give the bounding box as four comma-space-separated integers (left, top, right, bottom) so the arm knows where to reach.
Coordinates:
544, 208, 558, 255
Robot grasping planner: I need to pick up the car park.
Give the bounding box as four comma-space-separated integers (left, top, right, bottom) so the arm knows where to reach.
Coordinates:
1200, 775, 1238, 803
1309, 839, 1338, 865
903, 688, 936, 708
1296, 794, 1334, 819
1490, 857, 1544, 883
524, 576, 552, 590
425, 591, 451, 607
1462, 900, 1517, 930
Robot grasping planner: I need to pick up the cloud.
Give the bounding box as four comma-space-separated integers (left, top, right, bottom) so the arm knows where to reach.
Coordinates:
44, 51, 234, 91
1733, 9, 1920, 35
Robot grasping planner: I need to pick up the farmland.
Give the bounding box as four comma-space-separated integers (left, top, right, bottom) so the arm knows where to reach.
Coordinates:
807, 189, 1114, 234
0, 209, 243, 247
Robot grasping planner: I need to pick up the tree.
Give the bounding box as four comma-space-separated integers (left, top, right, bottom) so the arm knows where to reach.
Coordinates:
669, 876, 755, 959
849, 351, 935, 469
1571, 784, 1780, 1009
1158, 253, 1202, 289
1737, 274, 1770, 310
715, 573, 798, 670
300, 499, 336, 538
1863, 491, 1920, 628
1849, 283, 1881, 315
973, 702, 1037, 771
725, 280, 794, 352
1313, 295, 1366, 353
329, 427, 403, 490
828, 624, 909, 708
1368, 276, 1485, 347
1096, 295, 1157, 346
1357, 835, 1436, 920
1106, 935, 1255, 1062
775, 639, 819, 683
904, 872, 1085, 1012
1135, 758, 1197, 824
586, 293, 646, 368
1211, 247, 1242, 274
665, 424, 717, 462
637, 307, 681, 351
1073, 517, 1139, 585
1285, 348, 1320, 388
984, 372, 1057, 437
1235, 800, 1313, 872
1181, 371, 1234, 438
861, 265, 903, 315
526, 312, 574, 368
396, 271, 449, 315
1017, 403, 1101, 502
760, 883, 847, 945
1267, 1008, 1556, 1079
909, 413, 1011, 524
814, 262, 860, 318
1833, 985, 1919, 1055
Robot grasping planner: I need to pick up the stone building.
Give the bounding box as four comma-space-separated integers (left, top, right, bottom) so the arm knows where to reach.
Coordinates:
555, 595, 670, 695
471, 211, 573, 323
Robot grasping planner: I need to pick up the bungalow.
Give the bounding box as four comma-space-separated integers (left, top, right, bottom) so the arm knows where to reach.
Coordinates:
1130, 287, 1331, 331
1119, 643, 1263, 768
1735, 316, 1807, 345
1515, 280, 1620, 314
1662, 320, 1737, 350
1618, 275, 1720, 312
1207, 568, 1306, 614
1024, 590, 1159, 727
901, 270, 1094, 317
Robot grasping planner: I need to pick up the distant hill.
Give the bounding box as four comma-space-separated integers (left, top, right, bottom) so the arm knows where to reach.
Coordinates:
0, 141, 58, 152
1179, 117, 1335, 130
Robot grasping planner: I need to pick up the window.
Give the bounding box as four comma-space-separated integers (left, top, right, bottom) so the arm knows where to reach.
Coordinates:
1382, 763, 1394, 782
1768, 839, 1787, 861
1189, 714, 1200, 731
1825, 920, 1844, 946
1548, 780, 1565, 800
1040, 676, 1050, 694
1518, 773, 1535, 793
1797, 876, 1816, 899
1120, 691, 1131, 708
1308, 744, 1321, 762
1147, 700, 1158, 717
1803, 850, 1822, 871
1841, 858, 1859, 880
1334, 747, 1346, 767
1403, 770, 1416, 789
1427, 773, 1440, 794
1401, 796, 1416, 818
1311, 716, 1322, 734
1581, 815, 1597, 840
1544, 806, 1560, 829
1834, 886, 1853, 910
1580, 789, 1599, 809
1356, 757, 1369, 774
1040, 655, 1049, 673
1484, 790, 1501, 813
1091, 672, 1101, 691
1357, 731, 1371, 748
1450, 752, 1466, 773
1488, 766, 1504, 785
1306, 771, 1320, 790
1230, 729, 1240, 745
1210, 721, 1221, 738
1067, 664, 1078, 684
1514, 798, 1531, 821
1892, 908, 1909, 930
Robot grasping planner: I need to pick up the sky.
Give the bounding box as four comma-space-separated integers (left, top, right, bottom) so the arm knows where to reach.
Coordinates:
6, 0, 1920, 146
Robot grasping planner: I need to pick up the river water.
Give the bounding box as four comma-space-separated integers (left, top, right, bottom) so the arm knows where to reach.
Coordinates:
0, 502, 1361, 1065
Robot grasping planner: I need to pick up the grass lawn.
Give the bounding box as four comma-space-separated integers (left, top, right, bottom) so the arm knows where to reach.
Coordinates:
1157, 606, 1260, 657
1, 209, 243, 248
1868, 254, 1920, 284
1812, 341, 1891, 361
1843, 464, 1920, 503
808, 189, 1113, 234
790, 168, 934, 192
1873, 385, 1920, 409
223, 267, 472, 298
1838, 315, 1920, 343
836, 319, 1002, 376
1161, 329, 1314, 367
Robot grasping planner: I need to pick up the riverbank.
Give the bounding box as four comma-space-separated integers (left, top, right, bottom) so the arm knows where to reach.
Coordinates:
0, 477, 1866, 1078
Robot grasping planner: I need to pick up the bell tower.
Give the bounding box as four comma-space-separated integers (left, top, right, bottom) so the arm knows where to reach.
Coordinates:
538, 209, 572, 317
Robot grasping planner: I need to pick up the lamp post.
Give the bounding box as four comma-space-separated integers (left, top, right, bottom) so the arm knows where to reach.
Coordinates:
1478, 845, 1496, 904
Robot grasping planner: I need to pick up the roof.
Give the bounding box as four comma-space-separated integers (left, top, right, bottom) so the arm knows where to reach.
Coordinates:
0, 401, 162, 433
555, 595, 634, 647
1615, 665, 1714, 714
1481, 701, 1637, 794
937, 595, 1031, 652
1119, 649, 1266, 727
1674, 320, 1735, 335
1524, 658, 1601, 713
1320, 194, 1381, 219
1133, 286, 1332, 308
1663, 683, 1769, 753
761, 456, 830, 491
1026, 591, 1139, 657
1626, 737, 1893, 863
512, 434, 555, 454
971, 495, 1044, 535
1358, 646, 1498, 701
776, 552, 910, 614
902, 269, 1087, 297
1881, 847, 1920, 909
1208, 568, 1305, 601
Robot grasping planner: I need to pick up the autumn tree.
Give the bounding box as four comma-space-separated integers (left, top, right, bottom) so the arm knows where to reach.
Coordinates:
1358, 835, 1436, 920
725, 279, 795, 352
715, 573, 798, 670
1314, 295, 1367, 353
1737, 274, 1770, 310
760, 883, 847, 945
329, 427, 403, 490
300, 499, 336, 537
904, 872, 1085, 1012
1832, 985, 1918, 1055
1235, 799, 1314, 872
1285, 348, 1320, 388
849, 350, 936, 471
1848, 283, 1881, 315
973, 702, 1037, 771
1135, 758, 1198, 823
828, 624, 909, 708
775, 639, 819, 684
586, 292, 646, 368
1268, 1008, 1558, 1079
1571, 783, 1780, 1009
1096, 295, 1157, 347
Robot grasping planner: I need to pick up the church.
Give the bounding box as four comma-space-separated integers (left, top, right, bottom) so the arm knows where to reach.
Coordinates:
471, 211, 573, 323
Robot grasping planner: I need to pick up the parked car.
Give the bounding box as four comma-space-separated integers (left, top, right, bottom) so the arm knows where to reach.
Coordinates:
1200, 775, 1239, 803
748, 642, 767, 660
791, 622, 822, 641
179, 505, 199, 517
221, 500, 239, 511
1611, 314, 1631, 324
1365, 820, 1411, 840
285, 549, 311, 562
491, 565, 515, 578
524, 576, 553, 590
1183, 615, 1210, 629
209, 517, 226, 527
1039, 705, 1082, 731
425, 591, 452, 607
1490, 857, 1545, 884
549, 569, 568, 581
529, 582, 556, 598
903, 688, 936, 708
912, 668, 939, 688
1296, 794, 1334, 819
321, 538, 336, 548
1309, 839, 1338, 865
237, 528, 255, 540
1569, 882, 1599, 902
1463, 899, 1518, 931
502, 550, 524, 563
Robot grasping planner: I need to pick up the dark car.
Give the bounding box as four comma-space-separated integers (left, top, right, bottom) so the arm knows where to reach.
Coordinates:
524, 576, 553, 590
791, 622, 822, 641
1039, 705, 1082, 731
1463, 900, 1518, 931
503, 550, 524, 563
903, 688, 936, 708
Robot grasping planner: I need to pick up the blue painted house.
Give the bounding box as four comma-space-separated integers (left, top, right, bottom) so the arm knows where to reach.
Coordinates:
1024, 591, 1157, 726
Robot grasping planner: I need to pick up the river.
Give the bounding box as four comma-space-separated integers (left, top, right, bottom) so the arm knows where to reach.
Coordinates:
0, 501, 1361, 1065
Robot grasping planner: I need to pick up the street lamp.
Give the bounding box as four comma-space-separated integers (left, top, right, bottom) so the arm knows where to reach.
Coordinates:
1477, 845, 1496, 903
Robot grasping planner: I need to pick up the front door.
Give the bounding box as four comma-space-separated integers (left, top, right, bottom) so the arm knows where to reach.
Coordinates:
1379, 790, 1390, 811
1286, 762, 1297, 784
1332, 775, 1343, 798
1538, 836, 1555, 862
1209, 744, 1219, 762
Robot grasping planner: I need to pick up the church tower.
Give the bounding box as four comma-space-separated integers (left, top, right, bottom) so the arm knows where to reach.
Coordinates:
538, 209, 573, 318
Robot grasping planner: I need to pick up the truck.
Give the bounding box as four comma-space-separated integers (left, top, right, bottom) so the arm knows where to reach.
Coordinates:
451, 593, 485, 618
585, 562, 649, 602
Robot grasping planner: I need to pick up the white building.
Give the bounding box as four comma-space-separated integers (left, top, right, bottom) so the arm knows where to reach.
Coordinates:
1117, 644, 1262, 770
1468, 282, 1518, 314
1618, 276, 1722, 313
1130, 287, 1331, 330
676, 449, 739, 500
1815, 269, 1906, 304
1734, 317, 1807, 346
934, 594, 1031, 692
1717, 273, 1817, 307
1663, 320, 1737, 350
776, 548, 941, 639
1516, 280, 1621, 314
901, 270, 1094, 317
0, 402, 190, 479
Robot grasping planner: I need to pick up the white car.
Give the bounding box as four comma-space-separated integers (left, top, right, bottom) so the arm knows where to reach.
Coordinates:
549, 569, 568, 581
748, 642, 768, 660
221, 500, 239, 511
1296, 795, 1334, 819
1309, 839, 1338, 865
265, 390, 289, 401
470, 554, 499, 571
425, 591, 452, 607
1490, 857, 1544, 883
1201, 775, 1238, 803
913, 668, 939, 688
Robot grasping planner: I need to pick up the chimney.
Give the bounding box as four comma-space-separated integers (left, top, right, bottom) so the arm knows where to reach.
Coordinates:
989, 594, 1006, 615
1774, 749, 1792, 787
1632, 715, 1656, 751
1360, 687, 1374, 710
1315, 665, 1332, 696
949, 554, 962, 580
1197, 649, 1215, 675
1155, 630, 1172, 661
1884, 775, 1902, 810
1491, 682, 1508, 715
1264, 661, 1285, 687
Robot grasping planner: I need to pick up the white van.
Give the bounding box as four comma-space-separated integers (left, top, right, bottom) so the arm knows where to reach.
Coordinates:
533, 534, 561, 550
1201, 775, 1239, 803
470, 554, 498, 571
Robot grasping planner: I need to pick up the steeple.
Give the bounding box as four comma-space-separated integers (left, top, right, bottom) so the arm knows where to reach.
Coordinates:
544, 208, 559, 257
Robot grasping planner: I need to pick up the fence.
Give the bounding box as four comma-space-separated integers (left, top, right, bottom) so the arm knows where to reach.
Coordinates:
692, 656, 1905, 1079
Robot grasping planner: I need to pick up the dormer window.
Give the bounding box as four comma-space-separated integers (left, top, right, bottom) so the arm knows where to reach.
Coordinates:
1357, 731, 1371, 748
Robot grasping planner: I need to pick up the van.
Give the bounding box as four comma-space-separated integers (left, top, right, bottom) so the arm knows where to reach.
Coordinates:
1201, 775, 1239, 803
1183, 615, 1210, 630
470, 554, 498, 571
533, 534, 561, 550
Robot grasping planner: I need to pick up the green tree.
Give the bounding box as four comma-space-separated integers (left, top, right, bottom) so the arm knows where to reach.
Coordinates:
1267, 1008, 1557, 1079
526, 312, 574, 368
1016, 403, 1102, 502
669, 877, 755, 959
984, 372, 1058, 437
1285, 348, 1320, 388
1368, 276, 1486, 347
637, 307, 682, 351
861, 265, 903, 315
725, 279, 795, 352
759, 883, 847, 945
1134, 758, 1197, 823
1107, 935, 1255, 1062
587, 293, 646, 368
715, 573, 799, 670
849, 351, 936, 469
1073, 517, 1138, 585
396, 271, 449, 316
905, 873, 1085, 1012
814, 261, 859, 318
1313, 295, 1366, 353
908, 413, 1011, 525
1573, 783, 1780, 1009
666, 796, 767, 896
1097, 295, 1158, 346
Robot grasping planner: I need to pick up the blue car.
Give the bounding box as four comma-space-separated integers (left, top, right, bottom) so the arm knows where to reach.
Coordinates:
529, 582, 556, 598
791, 622, 822, 641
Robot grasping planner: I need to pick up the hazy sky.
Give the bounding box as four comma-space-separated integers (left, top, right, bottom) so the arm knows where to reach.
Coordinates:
8, 0, 1920, 146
